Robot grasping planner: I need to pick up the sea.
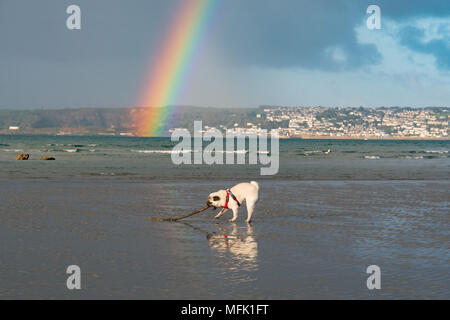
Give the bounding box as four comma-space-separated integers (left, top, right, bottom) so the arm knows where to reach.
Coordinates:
0, 135, 449, 299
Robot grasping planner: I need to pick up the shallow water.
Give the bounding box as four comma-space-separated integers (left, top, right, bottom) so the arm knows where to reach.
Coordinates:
0, 136, 449, 181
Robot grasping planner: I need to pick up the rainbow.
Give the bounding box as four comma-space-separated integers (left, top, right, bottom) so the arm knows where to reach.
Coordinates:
136, 0, 218, 137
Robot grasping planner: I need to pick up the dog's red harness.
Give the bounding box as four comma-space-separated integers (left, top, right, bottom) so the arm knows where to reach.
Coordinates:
222, 189, 241, 209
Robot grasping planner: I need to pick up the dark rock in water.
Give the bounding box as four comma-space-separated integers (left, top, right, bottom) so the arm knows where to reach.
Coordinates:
40, 157, 55, 161
15, 154, 29, 160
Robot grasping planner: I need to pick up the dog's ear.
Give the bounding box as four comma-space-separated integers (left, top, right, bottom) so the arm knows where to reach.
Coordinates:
213, 196, 220, 201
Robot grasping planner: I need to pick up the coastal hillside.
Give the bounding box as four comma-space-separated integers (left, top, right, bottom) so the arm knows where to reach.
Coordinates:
0, 106, 264, 136
0, 106, 447, 138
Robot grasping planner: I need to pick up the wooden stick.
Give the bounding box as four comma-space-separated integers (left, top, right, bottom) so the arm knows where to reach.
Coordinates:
150, 205, 211, 222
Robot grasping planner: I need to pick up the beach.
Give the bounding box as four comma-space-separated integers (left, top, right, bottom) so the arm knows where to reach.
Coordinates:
0, 136, 449, 299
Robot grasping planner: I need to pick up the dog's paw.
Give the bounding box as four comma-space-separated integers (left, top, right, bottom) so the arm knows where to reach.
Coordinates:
214, 215, 220, 219
229, 218, 237, 223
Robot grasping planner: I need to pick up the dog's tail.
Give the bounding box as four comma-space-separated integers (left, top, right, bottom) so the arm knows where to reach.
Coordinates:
250, 181, 259, 191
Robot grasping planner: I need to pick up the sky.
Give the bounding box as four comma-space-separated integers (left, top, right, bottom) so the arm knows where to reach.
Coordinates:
0, 0, 449, 109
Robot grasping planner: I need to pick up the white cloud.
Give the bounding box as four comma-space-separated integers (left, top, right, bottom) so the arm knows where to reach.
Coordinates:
356, 18, 438, 77
324, 46, 348, 64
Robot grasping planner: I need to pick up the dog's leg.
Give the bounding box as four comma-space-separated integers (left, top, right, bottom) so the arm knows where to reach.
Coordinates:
229, 208, 238, 222
246, 201, 256, 223
215, 208, 228, 219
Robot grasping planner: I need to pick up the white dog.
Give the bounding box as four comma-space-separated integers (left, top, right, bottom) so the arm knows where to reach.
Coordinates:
206, 181, 259, 223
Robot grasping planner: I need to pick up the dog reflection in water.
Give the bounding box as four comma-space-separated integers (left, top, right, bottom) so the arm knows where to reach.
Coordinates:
179, 222, 258, 267
207, 224, 258, 264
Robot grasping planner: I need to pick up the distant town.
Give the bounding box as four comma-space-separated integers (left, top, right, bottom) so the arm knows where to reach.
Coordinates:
0, 106, 448, 139
262, 106, 448, 139
172, 106, 448, 139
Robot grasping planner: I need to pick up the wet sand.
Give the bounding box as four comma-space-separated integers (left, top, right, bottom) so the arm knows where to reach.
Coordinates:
1, 179, 448, 299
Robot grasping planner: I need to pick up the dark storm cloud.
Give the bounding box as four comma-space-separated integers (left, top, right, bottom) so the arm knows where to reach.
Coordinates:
215, 0, 382, 70
214, 0, 450, 71
1, 0, 448, 68
0, 0, 177, 61
0, 0, 449, 109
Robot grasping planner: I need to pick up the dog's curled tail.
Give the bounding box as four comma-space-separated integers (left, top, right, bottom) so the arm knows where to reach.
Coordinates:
250, 181, 259, 191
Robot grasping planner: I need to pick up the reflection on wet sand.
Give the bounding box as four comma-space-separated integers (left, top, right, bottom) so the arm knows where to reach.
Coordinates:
181, 222, 258, 272
207, 224, 258, 270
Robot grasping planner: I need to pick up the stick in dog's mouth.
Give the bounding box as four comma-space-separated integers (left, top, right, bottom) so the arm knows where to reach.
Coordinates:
206, 201, 217, 210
